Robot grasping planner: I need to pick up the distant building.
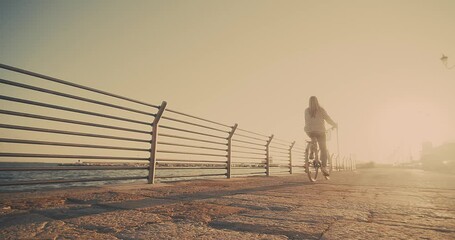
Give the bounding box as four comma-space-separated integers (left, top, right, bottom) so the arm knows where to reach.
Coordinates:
420, 142, 455, 171
421, 142, 433, 155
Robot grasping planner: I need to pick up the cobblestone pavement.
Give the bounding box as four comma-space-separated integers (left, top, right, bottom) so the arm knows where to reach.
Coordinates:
1, 168, 454, 239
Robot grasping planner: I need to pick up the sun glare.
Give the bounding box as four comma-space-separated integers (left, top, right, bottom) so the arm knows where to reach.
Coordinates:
370, 100, 448, 162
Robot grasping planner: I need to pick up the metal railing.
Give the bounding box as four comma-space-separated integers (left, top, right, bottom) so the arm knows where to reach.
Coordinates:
0, 63, 353, 189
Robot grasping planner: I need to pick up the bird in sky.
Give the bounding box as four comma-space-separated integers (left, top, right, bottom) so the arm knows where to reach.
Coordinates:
441, 54, 454, 69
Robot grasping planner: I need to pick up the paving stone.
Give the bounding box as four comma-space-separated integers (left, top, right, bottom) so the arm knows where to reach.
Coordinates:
0, 169, 454, 239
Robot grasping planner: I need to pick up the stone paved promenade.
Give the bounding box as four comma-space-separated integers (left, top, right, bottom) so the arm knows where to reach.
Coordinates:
1, 168, 454, 239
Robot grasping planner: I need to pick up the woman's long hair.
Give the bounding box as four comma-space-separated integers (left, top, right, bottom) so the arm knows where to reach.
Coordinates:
308, 96, 320, 118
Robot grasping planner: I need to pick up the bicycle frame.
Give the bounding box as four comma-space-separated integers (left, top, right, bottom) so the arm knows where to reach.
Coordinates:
305, 139, 321, 182
304, 127, 336, 182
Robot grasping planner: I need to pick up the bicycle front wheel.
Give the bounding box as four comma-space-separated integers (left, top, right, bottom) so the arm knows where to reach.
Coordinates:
305, 160, 320, 182
304, 152, 320, 182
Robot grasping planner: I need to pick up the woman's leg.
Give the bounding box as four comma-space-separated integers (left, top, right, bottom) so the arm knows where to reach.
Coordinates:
306, 132, 318, 160
316, 132, 328, 167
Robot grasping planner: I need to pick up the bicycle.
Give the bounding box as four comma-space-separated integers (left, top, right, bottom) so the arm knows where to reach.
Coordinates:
304, 127, 336, 182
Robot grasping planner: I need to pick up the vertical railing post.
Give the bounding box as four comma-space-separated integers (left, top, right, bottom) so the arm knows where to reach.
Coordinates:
227, 123, 238, 179
289, 141, 295, 174
350, 154, 353, 171
337, 155, 340, 171
336, 127, 340, 165
346, 156, 349, 171
342, 156, 344, 170
340, 156, 343, 171
266, 134, 274, 176
334, 154, 337, 171
343, 156, 347, 171
149, 101, 167, 184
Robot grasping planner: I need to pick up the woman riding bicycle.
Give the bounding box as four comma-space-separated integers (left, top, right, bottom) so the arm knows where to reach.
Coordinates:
304, 96, 338, 176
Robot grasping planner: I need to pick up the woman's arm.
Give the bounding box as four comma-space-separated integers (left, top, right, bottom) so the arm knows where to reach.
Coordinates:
322, 108, 337, 128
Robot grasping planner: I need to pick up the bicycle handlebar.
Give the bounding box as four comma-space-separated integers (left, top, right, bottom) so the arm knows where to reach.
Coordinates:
326, 126, 337, 132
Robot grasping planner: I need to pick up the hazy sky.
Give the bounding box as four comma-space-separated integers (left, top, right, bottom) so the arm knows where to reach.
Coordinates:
1, 0, 454, 163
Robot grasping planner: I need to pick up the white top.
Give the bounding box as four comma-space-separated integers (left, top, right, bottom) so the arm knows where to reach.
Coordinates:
304, 107, 336, 133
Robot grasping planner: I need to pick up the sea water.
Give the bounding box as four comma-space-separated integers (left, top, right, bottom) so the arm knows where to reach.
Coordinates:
0, 162, 243, 192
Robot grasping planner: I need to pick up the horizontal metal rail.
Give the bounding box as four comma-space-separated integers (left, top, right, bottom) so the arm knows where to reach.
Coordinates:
271, 165, 292, 168
161, 116, 229, 134
270, 163, 291, 166
0, 124, 151, 143
0, 138, 150, 152
271, 159, 291, 164
156, 173, 226, 179
0, 63, 159, 109
231, 166, 266, 169
271, 169, 291, 172
270, 159, 291, 163
231, 150, 265, 155
236, 128, 269, 138
231, 144, 266, 151
166, 108, 231, 128
271, 172, 291, 175
232, 138, 266, 147
157, 150, 227, 157
0, 78, 155, 117
293, 151, 306, 155
0, 109, 151, 134
157, 141, 227, 152
270, 156, 295, 162
159, 133, 227, 146
270, 165, 291, 168
271, 159, 291, 163
273, 137, 292, 144
0, 153, 149, 161
269, 145, 289, 151
0, 176, 147, 187
270, 149, 290, 154
232, 156, 266, 160
231, 162, 266, 165
270, 170, 292, 173
0, 166, 148, 171
232, 133, 267, 142
157, 167, 227, 170
0, 95, 151, 126
231, 172, 266, 175
157, 159, 227, 164
160, 125, 227, 140
271, 141, 291, 147
293, 147, 306, 153
270, 155, 291, 160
